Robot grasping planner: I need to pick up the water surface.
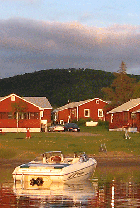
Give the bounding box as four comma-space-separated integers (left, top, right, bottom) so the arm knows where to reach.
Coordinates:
0, 163, 140, 207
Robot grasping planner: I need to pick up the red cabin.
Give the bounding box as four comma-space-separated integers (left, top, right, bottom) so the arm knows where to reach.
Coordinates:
0, 94, 52, 132
106, 98, 140, 132
54, 98, 109, 124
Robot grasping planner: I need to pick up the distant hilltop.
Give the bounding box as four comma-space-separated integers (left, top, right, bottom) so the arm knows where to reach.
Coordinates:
0, 68, 140, 107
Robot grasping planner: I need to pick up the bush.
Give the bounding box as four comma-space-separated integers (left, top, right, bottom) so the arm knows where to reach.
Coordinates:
77, 118, 87, 126
97, 120, 109, 129
72, 118, 93, 127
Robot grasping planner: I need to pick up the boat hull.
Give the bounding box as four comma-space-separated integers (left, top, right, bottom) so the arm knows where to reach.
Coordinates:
13, 158, 97, 184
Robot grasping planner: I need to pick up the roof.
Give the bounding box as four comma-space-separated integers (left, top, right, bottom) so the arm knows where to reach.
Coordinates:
54, 98, 109, 112
0, 94, 52, 109
23, 97, 52, 109
108, 98, 140, 114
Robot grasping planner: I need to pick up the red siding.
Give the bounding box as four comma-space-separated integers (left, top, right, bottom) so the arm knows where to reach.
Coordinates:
109, 112, 124, 129
0, 96, 41, 112
78, 99, 106, 121
70, 107, 77, 120
0, 119, 40, 128
0, 94, 52, 131
0, 119, 17, 128
19, 119, 40, 128
58, 109, 70, 123
136, 113, 140, 131
42, 109, 51, 123
56, 99, 108, 123
108, 103, 140, 130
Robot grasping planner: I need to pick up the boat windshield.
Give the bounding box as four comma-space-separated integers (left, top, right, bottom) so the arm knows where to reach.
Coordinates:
44, 151, 63, 158
33, 151, 63, 162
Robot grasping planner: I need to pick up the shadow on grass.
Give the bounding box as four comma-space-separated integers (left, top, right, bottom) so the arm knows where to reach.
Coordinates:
15, 138, 25, 139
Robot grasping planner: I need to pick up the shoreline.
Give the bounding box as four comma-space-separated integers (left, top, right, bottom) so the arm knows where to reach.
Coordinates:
94, 156, 140, 166
1, 155, 140, 168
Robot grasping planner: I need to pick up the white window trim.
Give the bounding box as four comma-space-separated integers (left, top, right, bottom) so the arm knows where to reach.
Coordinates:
98, 109, 103, 117
84, 109, 90, 117
60, 120, 64, 125
111, 114, 113, 123
40, 111, 43, 118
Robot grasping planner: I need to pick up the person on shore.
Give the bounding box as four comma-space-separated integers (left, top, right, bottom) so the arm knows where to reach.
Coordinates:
123, 124, 131, 139
25, 128, 31, 139
125, 128, 131, 139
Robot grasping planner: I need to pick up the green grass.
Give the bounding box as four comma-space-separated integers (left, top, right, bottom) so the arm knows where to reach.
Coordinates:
0, 126, 140, 160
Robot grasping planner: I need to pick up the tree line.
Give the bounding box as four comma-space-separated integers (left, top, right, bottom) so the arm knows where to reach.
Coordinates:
0, 65, 140, 108
102, 61, 140, 110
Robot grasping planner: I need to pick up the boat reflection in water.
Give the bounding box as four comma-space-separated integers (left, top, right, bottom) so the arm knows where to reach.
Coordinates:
13, 180, 97, 207
1, 176, 140, 207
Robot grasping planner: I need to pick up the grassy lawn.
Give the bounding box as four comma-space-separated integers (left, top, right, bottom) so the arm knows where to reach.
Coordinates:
0, 126, 140, 160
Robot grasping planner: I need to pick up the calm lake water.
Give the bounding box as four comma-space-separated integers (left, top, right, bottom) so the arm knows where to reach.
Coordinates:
0, 162, 140, 207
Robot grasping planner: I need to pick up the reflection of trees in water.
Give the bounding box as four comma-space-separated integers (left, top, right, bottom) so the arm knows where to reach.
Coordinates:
91, 165, 140, 207
94, 179, 140, 207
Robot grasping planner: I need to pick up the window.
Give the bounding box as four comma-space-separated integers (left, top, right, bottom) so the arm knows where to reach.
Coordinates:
0, 113, 2, 119
71, 109, 76, 117
20, 112, 29, 119
8, 112, 12, 119
23, 113, 28, 119
60, 120, 64, 125
28, 112, 30, 119
19, 113, 29, 119
11, 95, 15, 101
98, 109, 103, 117
131, 112, 136, 119
84, 109, 90, 117
0, 112, 8, 119
18, 113, 24, 119
34, 112, 39, 119
30, 113, 35, 119
28, 112, 40, 119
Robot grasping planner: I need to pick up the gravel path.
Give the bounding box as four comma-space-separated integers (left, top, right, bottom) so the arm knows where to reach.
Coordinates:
59, 132, 101, 137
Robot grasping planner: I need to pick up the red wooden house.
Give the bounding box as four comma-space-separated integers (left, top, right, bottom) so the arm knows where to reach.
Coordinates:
106, 98, 140, 132
53, 98, 109, 124
0, 94, 52, 132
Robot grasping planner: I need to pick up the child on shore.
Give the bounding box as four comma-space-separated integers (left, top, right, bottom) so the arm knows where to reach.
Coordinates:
26, 128, 31, 139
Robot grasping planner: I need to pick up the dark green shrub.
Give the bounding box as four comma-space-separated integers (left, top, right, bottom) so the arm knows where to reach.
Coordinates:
97, 120, 109, 129
72, 118, 93, 126
77, 118, 87, 126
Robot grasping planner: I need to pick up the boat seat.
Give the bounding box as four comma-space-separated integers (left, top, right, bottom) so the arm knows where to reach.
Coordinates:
50, 156, 61, 163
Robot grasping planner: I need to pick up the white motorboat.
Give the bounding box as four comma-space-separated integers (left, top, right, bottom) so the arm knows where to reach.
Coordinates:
12, 151, 97, 185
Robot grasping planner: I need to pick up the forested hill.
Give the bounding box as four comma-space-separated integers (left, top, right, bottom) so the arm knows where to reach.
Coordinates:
0, 68, 140, 107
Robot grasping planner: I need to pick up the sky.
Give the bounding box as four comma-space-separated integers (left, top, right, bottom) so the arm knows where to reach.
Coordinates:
0, 0, 140, 78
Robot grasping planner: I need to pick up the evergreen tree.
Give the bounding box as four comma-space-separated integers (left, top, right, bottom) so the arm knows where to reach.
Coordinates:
117, 61, 127, 74
102, 62, 136, 110
133, 81, 140, 98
